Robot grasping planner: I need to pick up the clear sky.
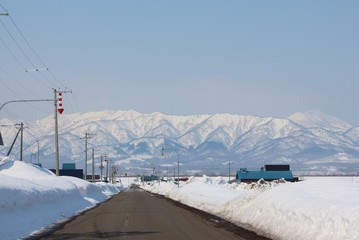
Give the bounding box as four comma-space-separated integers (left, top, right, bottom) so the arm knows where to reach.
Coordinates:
1, 0, 359, 125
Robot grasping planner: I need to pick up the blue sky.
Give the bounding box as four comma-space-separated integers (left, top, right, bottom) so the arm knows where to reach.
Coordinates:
1, 1, 359, 125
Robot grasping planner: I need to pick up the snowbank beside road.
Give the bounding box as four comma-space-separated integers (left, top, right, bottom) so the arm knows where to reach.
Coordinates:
0, 160, 124, 240
141, 176, 359, 240
1, 158, 358, 240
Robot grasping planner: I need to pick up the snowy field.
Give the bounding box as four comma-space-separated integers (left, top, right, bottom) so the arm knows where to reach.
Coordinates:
140, 176, 359, 240
0, 159, 125, 240
1, 158, 358, 240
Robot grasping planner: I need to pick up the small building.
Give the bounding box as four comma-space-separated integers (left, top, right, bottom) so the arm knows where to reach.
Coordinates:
62, 163, 76, 170
235, 164, 297, 182
50, 163, 83, 179
141, 175, 159, 182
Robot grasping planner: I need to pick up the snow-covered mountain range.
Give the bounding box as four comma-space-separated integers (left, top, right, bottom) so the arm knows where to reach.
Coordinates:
1, 110, 359, 175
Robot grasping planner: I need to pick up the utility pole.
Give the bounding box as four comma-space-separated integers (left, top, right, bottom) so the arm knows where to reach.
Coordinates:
37, 140, 40, 164
106, 158, 111, 183
19, 122, 24, 161
100, 155, 104, 181
85, 134, 88, 180
0, 88, 70, 173
92, 148, 95, 182
109, 159, 112, 183
30, 153, 36, 163
162, 145, 180, 186
53, 88, 71, 176
82, 132, 95, 180
54, 89, 59, 175
6, 126, 21, 157
229, 161, 231, 181
6, 122, 26, 161
111, 164, 118, 184
0, 131, 3, 146
104, 154, 109, 182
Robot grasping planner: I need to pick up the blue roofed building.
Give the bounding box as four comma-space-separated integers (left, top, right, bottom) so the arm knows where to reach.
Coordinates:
235, 164, 297, 182
49, 163, 83, 179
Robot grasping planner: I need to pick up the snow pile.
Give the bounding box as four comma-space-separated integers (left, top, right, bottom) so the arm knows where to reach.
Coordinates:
140, 176, 359, 240
0, 160, 124, 240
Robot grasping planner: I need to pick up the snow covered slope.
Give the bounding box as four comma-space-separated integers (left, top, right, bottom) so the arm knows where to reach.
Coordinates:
0, 160, 123, 240
141, 176, 359, 240
288, 110, 352, 132
1, 110, 359, 175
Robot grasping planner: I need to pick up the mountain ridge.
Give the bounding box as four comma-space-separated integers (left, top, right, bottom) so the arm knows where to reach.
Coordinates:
1, 110, 358, 175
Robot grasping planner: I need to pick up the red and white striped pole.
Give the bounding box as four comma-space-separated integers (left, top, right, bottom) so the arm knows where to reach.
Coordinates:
58, 91, 64, 114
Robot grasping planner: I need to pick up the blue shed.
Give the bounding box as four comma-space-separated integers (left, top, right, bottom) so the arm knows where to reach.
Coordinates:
62, 163, 76, 170
141, 175, 159, 182
236, 165, 295, 182
49, 162, 83, 179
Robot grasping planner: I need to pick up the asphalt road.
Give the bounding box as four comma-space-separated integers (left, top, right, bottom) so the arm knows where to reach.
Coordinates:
32, 186, 270, 240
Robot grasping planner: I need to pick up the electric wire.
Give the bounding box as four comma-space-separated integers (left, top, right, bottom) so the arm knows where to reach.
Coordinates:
0, 66, 43, 99
0, 71, 51, 114
0, 36, 28, 71
0, 3, 7, 11
5, 9, 67, 88
0, 22, 53, 89
2, 108, 21, 123
8, 14, 47, 68
69, 93, 82, 113
0, 76, 23, 99
0, 3, 82, 122
0, 18, 38, 70
0, 9, 58, 89
8, 9, 80, 114
9, 13, 77, 111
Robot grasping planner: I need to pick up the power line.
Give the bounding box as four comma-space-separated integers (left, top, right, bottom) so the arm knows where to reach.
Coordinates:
47, 68, 67, 89
8, 14, 47, 69
81, 132, 96, 180
0, 4, 8, 17
5, 9, 68, 89
0, 36, 28, 71
0, 76, 23, 99
0, 66, 42, 98
26, 70, 54, 88
0, 18, 38, 70
0, 65, 54, 115
0, 3, 82, 120
0, 23, 53, 89
0, 7, 60, 89
0, 76, 51, 115
2, 109, 21, 123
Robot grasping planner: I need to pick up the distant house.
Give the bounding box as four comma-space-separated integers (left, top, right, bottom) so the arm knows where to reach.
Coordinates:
50, 163, 83, 179
141, 175, 159, 182
235, 164, 297, 183
62, 163, 76, 170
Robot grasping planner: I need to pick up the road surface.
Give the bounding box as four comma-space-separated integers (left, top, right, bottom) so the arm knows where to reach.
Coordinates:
31, 186, 270, 240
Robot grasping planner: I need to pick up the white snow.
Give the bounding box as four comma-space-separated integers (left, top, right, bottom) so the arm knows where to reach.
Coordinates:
2, 110, 359, 176
140, 176, 359, 240
1, 157, 359, 240
289, 110, 352, 132
0, 159, 125, 240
